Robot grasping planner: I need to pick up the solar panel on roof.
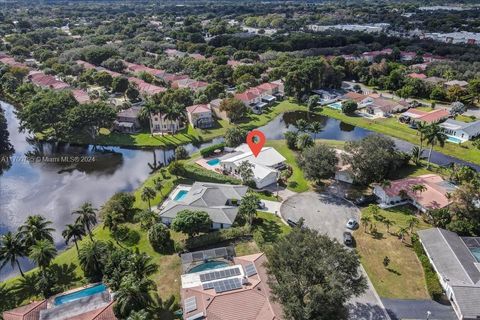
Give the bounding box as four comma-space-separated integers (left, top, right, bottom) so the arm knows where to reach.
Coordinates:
184, 296, 197, 313
213, 278, 242, 293
244, 263, 258, 277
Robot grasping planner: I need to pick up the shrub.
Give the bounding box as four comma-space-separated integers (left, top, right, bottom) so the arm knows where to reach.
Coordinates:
175, 146, 189, 160
200, 143, 225, 157
284, 131, 298, 150
184, 226, 251, 250
112, 225, 140, 246
148, 223, 173, 253
341, 100, 358, 114
412, 236, 444, 301
183, 164, 240, 184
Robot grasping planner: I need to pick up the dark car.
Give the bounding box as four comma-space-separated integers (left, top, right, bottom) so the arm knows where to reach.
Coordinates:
353, 194, 377, 206
343, 232, 353, 246
287, 218, 298, 228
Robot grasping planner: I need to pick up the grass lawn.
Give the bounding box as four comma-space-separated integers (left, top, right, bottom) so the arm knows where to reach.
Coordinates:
354, 205, 432, 299
318, 107, 480, 165
265, 140, 310, 192
92, 100, 304, 148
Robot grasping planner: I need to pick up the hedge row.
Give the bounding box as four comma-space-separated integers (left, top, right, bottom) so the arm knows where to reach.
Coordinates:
200, 143, 225, 157
412, 235, 444, 301
184, 226, 252, 250
183, 164, 240, 185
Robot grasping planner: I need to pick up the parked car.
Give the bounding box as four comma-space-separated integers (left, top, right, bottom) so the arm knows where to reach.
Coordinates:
343, 232, 353, 246
346, 218, 359, 230
353, 195, 377, 206
287, 218, 298, 228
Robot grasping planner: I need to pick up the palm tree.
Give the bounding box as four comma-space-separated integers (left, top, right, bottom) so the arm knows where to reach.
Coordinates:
78, 240, 107, 282
149, 293, 177, 320
0, 283, 13, 311
296, 133, 314, 150
398, 189, 409, 200
397, 227, 409, 243
0, 232, 27, 277
13, 272, 40, 301
424, 122, 447, 169
410, 146, 425, 166
29, 239, 57, 270
407, 216, 420, 233
163, 103, 186, 134
416, 122, 428, 163
152, 177, 163, 197
73, 202, 98, 241
62, 223, 86, 253
18, 215, 54, 248
361, 216, 371, 233
130, 250, 158, 279
114, 276, 155, 318
295, 119, 309, 133
383, 219, 394, 234
309, 121, 323, 140
127, 310, 151, 320
141, 186, 157, 212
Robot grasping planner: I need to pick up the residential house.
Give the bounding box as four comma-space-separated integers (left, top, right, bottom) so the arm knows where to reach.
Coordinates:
123, 61, 165, 77
180, 252, 284, 320
423, 76, 447, 86
28, 71, 70, 90
159, 182, 248, 229
440, 119, 480, 143
418, 228, 480, 320
407, 72, 427, 79
71, 89, 90, 104
342, 92, 366, 103
186, 103, 214, 128
172, 78, 209, 92
400, 51, 417, 61
373, 174, 455, 212
150, 112, 185, 134
234, 81, 283, 114
445, 80, 469, 89
361, 48, 393, 62
157, 73, 190, 84
365, 97, 407, 117
188, 53, 206, 60
76, 60, 122, 78
0, 55, 28, 68
401, 108, 450, 124
128, 77, 166, 96
422, 54, 448, 63
164, 48, 187, 59
3, 286, 116, 320
114, 106, 141, 133
209, 98, 228, 121
219, 143, 286, 189
334, 150, 354, 184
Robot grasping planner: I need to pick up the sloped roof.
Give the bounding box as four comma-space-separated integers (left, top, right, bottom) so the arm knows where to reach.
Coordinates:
3, 301, 47, 320
416, 108, 449, 123
440, 119, 480, 136
451, 286, 480, 319
187, 104, 211, 114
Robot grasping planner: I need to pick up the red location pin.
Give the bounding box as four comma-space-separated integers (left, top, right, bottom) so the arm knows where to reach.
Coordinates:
246, 130, 266, 157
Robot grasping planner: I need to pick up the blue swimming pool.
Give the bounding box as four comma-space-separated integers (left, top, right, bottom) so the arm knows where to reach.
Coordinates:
327, 102, 342, 110
470, 247, 480, 262
447, 136, 463, 144
174, 190, 189, 201
188, 261, 229, 273
54, 284, 107, 306
206, 158, 220, 166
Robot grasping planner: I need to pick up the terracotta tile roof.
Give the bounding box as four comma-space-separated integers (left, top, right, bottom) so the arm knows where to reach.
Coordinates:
160, 73, 189, 83
181, 253, 283, 320
72, 89, 90, 104
187, 104, 211, 114
189, 53, 206, 60
235, 90, 259, 102
123, 61, 165, 76
128, 77, 166, 95
407, 73, 427, 79
3, 300, 47, 320
28, 72, 70, 90
0, 57, 28, 68
379, 174, 453, 210
342, 92, 365, 102
76, 60, 96, 70
65, 301, 117, 320
256, 82, 279, 91
417, 108, 450, 123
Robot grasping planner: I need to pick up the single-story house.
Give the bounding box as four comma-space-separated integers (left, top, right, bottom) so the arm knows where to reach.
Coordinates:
128, 77, 166, 96
180, 252, 284, 320
0, 55, 28, 68
418, 228, 480, 320
342, 91, 366, 103
440, 119, 480, 143
334, 150, 354, 184
373, 174, 455, 212
123, 61, 165, 77
71, 89, 90, 104
186, 104, 214, 129
366, 98, 407, 117
150, 112, 185, 134
400, 108, 450, 124
114, 106, 141, 133
159, 182, 248, 229
157, 73, 189, 84
28, 71, 70, 90
219, 143, 286, 189
407, 72, 427, 79
400, 51, 417, 61
172, 78, 208, 92
445, 80, 469, 89
423, 76, 447, 86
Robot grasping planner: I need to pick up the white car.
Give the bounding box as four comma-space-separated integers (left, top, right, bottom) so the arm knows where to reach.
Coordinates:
346, 218, 359, 230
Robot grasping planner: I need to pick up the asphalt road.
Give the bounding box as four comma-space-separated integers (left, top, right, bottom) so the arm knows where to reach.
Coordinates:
382, 298, 456, 320
280, 192, 390, 320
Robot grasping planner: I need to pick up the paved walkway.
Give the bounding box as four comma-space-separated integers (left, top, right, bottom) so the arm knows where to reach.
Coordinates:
382, 298, 456, 320
260, 200, 282, 215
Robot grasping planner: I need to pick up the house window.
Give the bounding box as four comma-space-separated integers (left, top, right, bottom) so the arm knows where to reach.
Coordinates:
154, 117, 158, 121
220, 223, 224, 229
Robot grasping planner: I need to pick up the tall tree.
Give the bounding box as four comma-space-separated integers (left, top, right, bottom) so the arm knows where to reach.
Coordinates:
29, 239, 57, 270
424, 123, 447, 169
67, 102, 116, 144
62, 223, 86, 253
141, 186, 157, 211
0, 232, 27, 277
113, 275, 155, 319
239, 193, 259, 226
18, 215, 54, 248
73, 202, 98, 242
266, 227, 367, 320
171, 210, 212, 237
297, 144, 338, 184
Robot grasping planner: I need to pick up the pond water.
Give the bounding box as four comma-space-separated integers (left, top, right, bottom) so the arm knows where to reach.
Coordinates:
258, 111, 372, 141
0, 101, 222, 280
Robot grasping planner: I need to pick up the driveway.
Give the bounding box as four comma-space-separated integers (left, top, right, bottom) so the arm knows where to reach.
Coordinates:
382, 299, 456, 320
280, 192, 390, 320
280, 192, 359, 242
